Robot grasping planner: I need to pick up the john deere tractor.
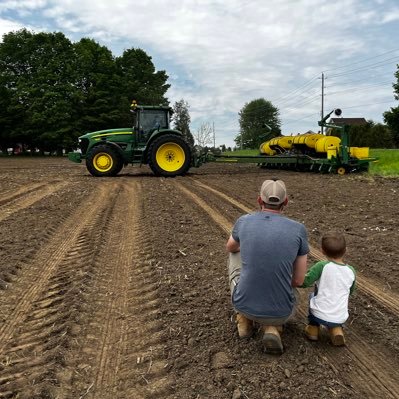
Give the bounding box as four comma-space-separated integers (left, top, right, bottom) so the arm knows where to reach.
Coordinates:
68, 101, 192, 177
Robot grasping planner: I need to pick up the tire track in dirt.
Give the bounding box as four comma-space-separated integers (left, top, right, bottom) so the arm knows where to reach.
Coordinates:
174, 180, 399, 399
62, 179, 170, 399
0, 180, 68, 222
0, 179, 171, 398
110, 179, 170, 399
0, 182, 117, 397
0, 182, 46, 205
0, 183, 111, 352
86, 180, 170, 399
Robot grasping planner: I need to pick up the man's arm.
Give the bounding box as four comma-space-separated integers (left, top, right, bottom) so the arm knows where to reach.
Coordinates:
292, 254, 308, 287
226, 235, 240, 253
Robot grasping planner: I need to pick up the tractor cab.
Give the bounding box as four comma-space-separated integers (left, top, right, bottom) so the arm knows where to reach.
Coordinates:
130, 101, 172, 143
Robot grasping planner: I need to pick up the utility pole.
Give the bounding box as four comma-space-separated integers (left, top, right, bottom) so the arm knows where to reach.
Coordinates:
213, 122, 215, 148
321, 72, 325, 134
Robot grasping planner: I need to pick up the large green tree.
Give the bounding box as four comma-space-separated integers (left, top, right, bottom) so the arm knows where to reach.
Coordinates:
0, 29, 79, 154
383, 65, 399, 147
0, 85, 13, 154
172, 99, 194, 146
236, 98, 281, 149
74, 38, 127, 134
116, 48, 170, 108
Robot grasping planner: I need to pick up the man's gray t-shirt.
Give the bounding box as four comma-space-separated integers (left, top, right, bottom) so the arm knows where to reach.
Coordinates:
231, 212, 309, 318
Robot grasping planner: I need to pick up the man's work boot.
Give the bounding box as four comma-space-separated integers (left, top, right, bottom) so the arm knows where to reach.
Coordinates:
304, 325, 319, 341
262, 326, 284, 354
329, 326, 345, 346
236, 313, 253, 339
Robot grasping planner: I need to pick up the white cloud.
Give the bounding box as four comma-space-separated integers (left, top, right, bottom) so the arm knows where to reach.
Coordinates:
0, 18, 29, 39
381, 9, 399, 23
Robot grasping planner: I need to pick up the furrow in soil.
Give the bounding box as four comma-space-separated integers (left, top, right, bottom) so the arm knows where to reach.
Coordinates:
0, 182, 47, 206
0, 181, 68, 223
0, 182, 119, 397
54, 179, 172, 399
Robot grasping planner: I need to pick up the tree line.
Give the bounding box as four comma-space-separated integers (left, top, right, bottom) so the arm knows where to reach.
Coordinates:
0, 29, 172, 155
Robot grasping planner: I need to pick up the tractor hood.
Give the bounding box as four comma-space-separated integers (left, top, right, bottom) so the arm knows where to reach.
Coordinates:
79, 128, 134, 141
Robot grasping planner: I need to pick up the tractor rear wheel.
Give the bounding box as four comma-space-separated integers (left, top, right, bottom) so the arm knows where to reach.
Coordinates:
148, 134, 191, 177
86, 145, 123, 177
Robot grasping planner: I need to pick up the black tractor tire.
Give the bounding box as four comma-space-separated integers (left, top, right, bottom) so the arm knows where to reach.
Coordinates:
148, 134, 191, 177
86, 144, 123, 177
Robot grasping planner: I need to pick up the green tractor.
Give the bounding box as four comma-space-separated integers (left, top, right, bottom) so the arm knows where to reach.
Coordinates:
68, 101, 192, 177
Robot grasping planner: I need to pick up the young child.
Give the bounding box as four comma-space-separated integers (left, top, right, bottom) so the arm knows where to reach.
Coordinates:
301, 231, 356, 346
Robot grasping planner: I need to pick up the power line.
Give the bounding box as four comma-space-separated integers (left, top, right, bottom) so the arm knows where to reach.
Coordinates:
271, 74, 320, 103
323, 47, 399, 73
283, 94, 321, 111
326, 73, 394, 87
326, 81, 393, 96
275, 85, 320, 107
327, 56, 399, 78
236, 48, 399, 119
335, 99, 396, 110
240, 74, 321, 117
283, 112, 320, 125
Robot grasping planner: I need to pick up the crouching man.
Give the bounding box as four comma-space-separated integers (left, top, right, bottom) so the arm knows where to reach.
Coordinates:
226, 179, 309, 354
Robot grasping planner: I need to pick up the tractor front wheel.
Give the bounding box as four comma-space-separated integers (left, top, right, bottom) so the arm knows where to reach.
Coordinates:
148, 134, 191, 177
86, 145, 123, 177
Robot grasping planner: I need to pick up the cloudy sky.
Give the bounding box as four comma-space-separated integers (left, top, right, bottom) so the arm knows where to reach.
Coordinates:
1, 0, 399, 147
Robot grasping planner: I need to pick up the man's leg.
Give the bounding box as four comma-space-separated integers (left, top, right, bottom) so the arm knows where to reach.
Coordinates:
228, 252, 241, 295
228, 253, 253, 339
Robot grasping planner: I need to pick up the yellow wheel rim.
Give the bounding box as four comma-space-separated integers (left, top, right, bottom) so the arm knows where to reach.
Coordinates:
93, 152, 113, 172
337, 167, 346, 175
156, 143, 185, 172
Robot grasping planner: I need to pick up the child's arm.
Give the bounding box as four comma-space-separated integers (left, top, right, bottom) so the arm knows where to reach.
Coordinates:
348, 265, 356, 295
300, 261, 329, 288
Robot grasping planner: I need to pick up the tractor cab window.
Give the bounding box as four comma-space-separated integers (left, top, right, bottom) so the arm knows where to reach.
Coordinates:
139, 110, 168, 137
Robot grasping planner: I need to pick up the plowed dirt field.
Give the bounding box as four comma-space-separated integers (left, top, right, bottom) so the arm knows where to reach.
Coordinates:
0, 157, 398, 399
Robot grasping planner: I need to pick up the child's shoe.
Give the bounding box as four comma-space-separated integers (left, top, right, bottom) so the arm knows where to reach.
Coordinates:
329, 326, 345, 346
304, 325, 319, 341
